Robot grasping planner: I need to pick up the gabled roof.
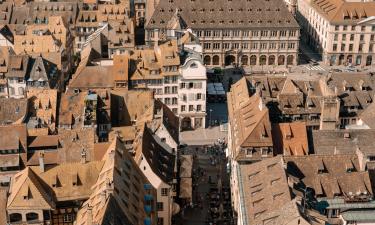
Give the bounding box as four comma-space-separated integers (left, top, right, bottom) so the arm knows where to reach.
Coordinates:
29, 56, 49, 82
7, 167, 54, 210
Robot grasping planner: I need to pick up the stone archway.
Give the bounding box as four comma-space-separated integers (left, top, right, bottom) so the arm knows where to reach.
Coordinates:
241, 55, 249, 66
339, 54, 345, 65
250, 55, 257, 65
225, 55, 236, 66
268, 55, 276, 65
366, 55, 373, 66
204, 55, 211, 65
260, 55, 267, 65
287, 55, 294, 65
278, 55, 285, 65
213, 55, 220, 65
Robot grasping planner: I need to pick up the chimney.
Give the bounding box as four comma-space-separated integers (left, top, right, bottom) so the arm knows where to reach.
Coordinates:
39, 152, 45, 172
81, 149, 87, 164
87, 205, 93, 225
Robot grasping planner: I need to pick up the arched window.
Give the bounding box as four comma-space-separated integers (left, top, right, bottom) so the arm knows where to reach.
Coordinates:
213, 55, 220, 65
203, 55, 211, 65
268, 55, 275, 65
190, 62, 198, 68
250, 55, 257, 65
26, 212, 39, 221
287, 55, 294, 65
9, 213, 22, 222
241, 55, 249, 65
356, 55, 362, 65
259, 55, 267, 65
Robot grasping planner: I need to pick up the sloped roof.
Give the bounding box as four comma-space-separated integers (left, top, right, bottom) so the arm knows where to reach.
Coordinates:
7, 167, 55, 210
272, 122, 309, 156
29, 56, 49, 82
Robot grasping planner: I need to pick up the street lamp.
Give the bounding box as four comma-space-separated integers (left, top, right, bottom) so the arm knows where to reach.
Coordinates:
209, 109, 213, 127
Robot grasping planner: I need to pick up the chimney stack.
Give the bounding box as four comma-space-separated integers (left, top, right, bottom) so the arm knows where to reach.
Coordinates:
39, 151, 45, 172
81, 149, 87, 164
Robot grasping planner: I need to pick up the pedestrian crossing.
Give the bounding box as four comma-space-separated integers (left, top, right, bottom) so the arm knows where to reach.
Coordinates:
303, 64, 325, 71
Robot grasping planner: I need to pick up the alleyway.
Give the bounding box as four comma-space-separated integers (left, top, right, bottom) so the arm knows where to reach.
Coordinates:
176, 143, 232, 225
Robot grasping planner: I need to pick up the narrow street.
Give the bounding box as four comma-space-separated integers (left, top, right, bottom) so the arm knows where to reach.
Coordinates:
178, 143, 232, 225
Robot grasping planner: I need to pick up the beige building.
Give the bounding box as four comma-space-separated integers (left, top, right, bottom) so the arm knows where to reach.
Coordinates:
145, 0, 300, 67
297, 0, 375, 66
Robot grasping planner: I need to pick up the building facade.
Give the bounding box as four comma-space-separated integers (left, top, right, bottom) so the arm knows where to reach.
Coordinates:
297, 0, 375, 66
145, 0, 300, 67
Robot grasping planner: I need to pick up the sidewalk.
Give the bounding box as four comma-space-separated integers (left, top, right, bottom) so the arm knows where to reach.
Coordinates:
180, 126, 228, 146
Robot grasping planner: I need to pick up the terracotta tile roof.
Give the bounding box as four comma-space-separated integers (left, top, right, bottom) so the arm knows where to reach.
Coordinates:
272, 122, 309, 156
0, 124, 27, 151
69, 66, 114, 89
0, 46, 9, 73
359, 101, 375, 128
239, 156, 292, 225
107, 19, 135, 49
146, 0, 299, 29
30, 2, 79, 26
59, 90, 86, 128
7, 167, 55, 210
27, 135, 59, 148
30, 160, 104, 201
0, 188, 7, 225
309, 0, 375, 24
0, 98, 27, 125
312, 129, 375, 155
227, 77, 273, 161
284, 154, 373, 198
6, 55, 29, 78
27, 89, 57, 131
75, 138, 155, 225
9, 5, 29, 25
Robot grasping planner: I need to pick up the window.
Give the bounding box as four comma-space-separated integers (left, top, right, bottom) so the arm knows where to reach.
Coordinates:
213, 43, 220, 49
189, 105, 194, 111
172, 76, 178, 83
261, 30, 268, 37
280, 43, 286, 49
172, 97, 177, 105
335, 25, 339, 31
260, 43, 267, 49
347, 44, 353, 51
164, 87, 170, 94
370, 44, 374, 52
157, 202, 164, 211
359, 44, 364, 52
196, 30, 202, 37
243, 31, 250, 37
197, 105, 202, 111
342, 34, 346, 40
204, 43, 211, 49
371, 35, 375, 41
241, 43, 249, 49
343, 25, 347, 30
270, 30, 277, 37
361, 26, 366, 31
223, 43, 230, 49
161, 188, 169, 196
288, 43, 295, 49
280, 30, 287, 37
341, 44, 345, 51
269, 43, 276, 49
333, 44, 337, 51
246, 148, 253, 156
197, 93, 202, 100
181, 105, 186, 112
351, 25, 356, 31
172, 86, 177, 94
164, 98, 171, 105
232, 43, 239, 49
213, 30, 220, 37
251, 43, 258, 49
261, 148, 268, 156
334, 34, 338, 41
233, 30, 240, 37
18, 78, 24, 83
204, 30, 211, 37
350, 34, 354, 41
223, 30, 230, 37
251, 31, 259, 37
63, 214, 73, 222
18, 87, 24, 95
372, 25, 375, 31
360, 34, 365, 41
289, 30, 296, 36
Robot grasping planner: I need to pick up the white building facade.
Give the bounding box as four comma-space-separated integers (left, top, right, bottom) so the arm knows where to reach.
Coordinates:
178, 53, 207, 130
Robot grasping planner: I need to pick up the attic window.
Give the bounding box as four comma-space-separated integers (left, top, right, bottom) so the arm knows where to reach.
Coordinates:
257, 20, 262, 24
267, 20, 272, 23
191, 20, 196, 24
219, 20, 224, 24
229, 8, 233, 12
229, 20, 234, 24
266, 8, 271, 11
210, 9, 214, 12
239, 8, 243, 12
192, 8, 196, 12
248, 8, 252, 12
276, 8, 280, 11
257, 8, 262, 12
219, 8, 224, 12
159, 8, 164, 12
201, 20, 205, 24
344, 132, 350, 139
